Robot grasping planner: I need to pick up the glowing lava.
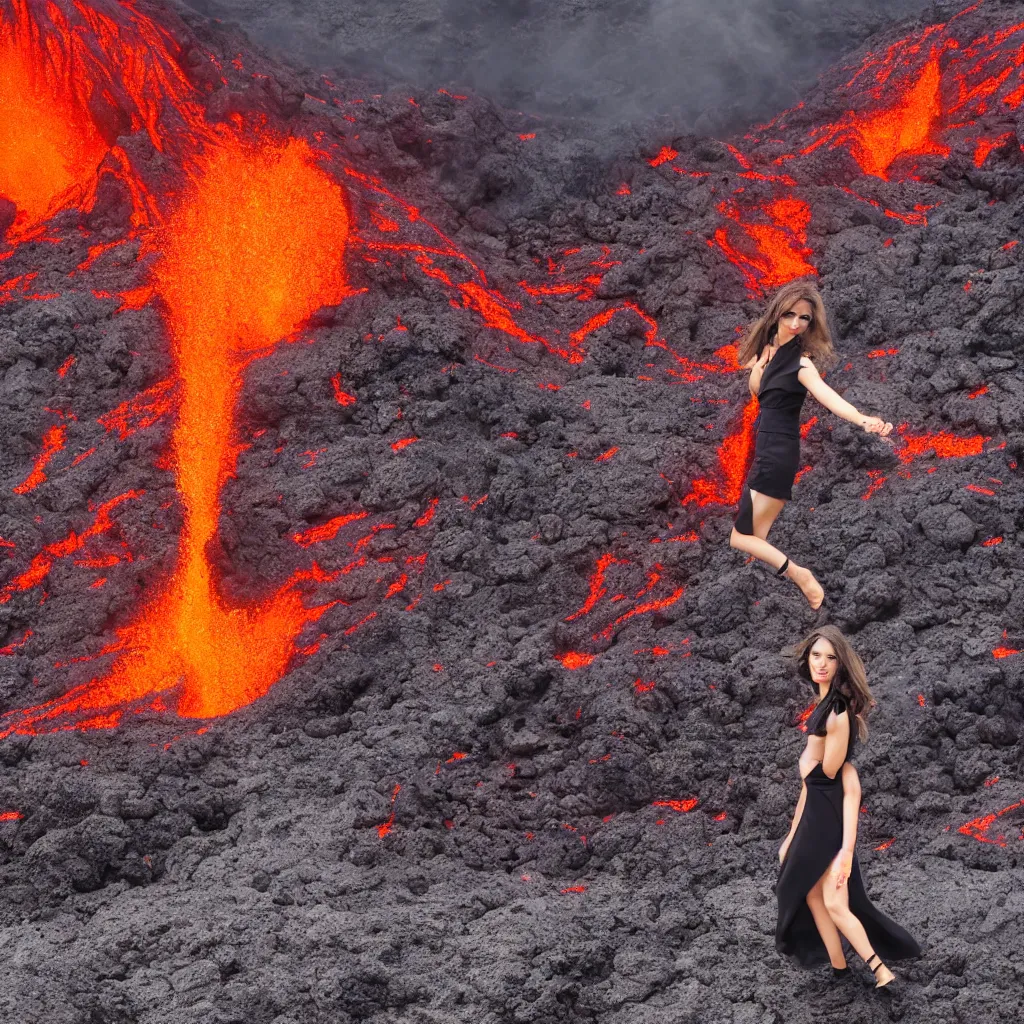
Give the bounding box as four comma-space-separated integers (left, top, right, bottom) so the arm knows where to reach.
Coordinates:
682, 399, 759, 507
959, 798, 1024, 847
895, 427, 989, 464
713, 197, 817, 292
0, 0, 207, 241
1, 134, 352, 735
840, 52, 949, 179
0, 0, 108, 236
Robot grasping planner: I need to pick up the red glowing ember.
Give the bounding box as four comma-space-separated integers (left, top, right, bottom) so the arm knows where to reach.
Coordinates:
648, 146, 678, 167
894, 428, 988, 464
12, 422, 67, 494
377, 783, 402, 839
795, 700, 816, 732
959, 798, 1024, 847
556, 651, 597, 670
861, 469, 887, 501
652, 798, 699, 813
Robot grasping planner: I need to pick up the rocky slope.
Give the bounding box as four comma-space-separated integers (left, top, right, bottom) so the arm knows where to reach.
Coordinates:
0, 1, 1021, 1022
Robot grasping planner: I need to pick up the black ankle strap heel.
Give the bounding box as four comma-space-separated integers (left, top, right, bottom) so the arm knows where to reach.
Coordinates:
867, 953, 895, 991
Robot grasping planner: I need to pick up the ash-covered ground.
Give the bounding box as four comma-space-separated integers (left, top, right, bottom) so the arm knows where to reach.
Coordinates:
0, 1, 1022, 1023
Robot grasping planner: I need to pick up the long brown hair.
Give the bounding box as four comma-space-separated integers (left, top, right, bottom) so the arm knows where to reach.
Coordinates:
792, 624, 875, 741
738, 279, 836, 368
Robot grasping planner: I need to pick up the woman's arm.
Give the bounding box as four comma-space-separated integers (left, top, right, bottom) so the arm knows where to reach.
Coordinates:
797, 359, 893, 435
830, 760, 862, 889
746, 347, 771, 397
840, 761, 861, 855
822, 710, 851, 780
779, 781, 807, 862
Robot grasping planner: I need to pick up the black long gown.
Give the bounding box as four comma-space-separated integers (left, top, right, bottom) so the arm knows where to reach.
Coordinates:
776, 689, 922, 966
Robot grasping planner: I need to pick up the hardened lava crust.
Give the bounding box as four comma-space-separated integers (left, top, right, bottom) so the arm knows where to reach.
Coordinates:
0, 1, 1021, 1023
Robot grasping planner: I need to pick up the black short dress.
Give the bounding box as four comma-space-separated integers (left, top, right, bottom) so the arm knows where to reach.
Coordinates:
775, 689, 922, 966
735, 339, 806, 536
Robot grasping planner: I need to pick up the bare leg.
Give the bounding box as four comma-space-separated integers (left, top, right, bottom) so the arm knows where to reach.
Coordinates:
729, 490, 824, 609
820, 866, 896, 987
805, 878, 847, 969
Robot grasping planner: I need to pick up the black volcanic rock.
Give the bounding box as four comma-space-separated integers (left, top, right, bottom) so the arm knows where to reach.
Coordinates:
0, 1, 1022, 1024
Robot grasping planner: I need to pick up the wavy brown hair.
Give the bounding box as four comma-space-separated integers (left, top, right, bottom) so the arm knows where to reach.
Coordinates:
791, 624, 875, 741
738, 279, 836, 368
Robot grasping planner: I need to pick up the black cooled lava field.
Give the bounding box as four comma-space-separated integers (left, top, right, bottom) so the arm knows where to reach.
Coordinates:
0, 1, 1021, 1022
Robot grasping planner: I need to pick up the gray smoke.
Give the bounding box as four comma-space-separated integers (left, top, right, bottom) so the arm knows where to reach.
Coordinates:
180, 0, 945, 130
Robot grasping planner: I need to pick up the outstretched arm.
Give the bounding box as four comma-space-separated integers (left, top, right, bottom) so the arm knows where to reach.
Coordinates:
779, 781, 807, 863
798, 358, 893, 435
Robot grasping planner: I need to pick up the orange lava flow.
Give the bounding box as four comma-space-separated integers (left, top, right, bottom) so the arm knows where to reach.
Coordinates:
895, 428, 988, 464
1, 135, 352, 735
682, 398, 759, 507
0, 0, 108, 236
714, 197, 816, 293
12, 423, 67, 494
959, 798, 1024, 847
0, 0, 207, 241
844, 53, 949, 179
652, 798, 698, 813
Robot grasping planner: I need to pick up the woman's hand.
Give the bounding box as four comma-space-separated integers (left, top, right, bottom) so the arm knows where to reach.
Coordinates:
830, 850, 853, 889
860, 415, 893, 436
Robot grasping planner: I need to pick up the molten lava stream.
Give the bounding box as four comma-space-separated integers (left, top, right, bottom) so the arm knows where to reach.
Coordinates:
0, 0, 107, 238
1, 134, 352, 738
0, 0, 209, 243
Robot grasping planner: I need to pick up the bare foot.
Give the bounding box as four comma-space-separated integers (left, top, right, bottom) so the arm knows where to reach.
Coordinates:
787, 563, 824, 609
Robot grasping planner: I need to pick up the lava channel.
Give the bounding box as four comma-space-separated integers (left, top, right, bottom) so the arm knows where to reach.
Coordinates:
0, 0, 206, 243
1, 133, 353, 737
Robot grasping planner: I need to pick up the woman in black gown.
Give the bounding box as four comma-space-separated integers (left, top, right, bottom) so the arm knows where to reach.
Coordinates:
729, 281, 893, 608
776, 625, 921, 987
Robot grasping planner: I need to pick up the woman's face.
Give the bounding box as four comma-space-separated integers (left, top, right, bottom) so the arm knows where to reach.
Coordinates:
808, 637, 838, 687
776, 298, 813, 341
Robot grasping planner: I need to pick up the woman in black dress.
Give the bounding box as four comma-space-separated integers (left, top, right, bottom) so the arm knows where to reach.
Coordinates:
729, 281, 893, 608
777, 625, 921, 987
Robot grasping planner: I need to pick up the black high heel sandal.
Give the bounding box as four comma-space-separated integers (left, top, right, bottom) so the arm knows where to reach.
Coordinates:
867, 953, 895, 990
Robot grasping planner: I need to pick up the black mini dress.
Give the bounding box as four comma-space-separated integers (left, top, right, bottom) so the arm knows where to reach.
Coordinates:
735, 340, 806, 536
775, 689, 922, 966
